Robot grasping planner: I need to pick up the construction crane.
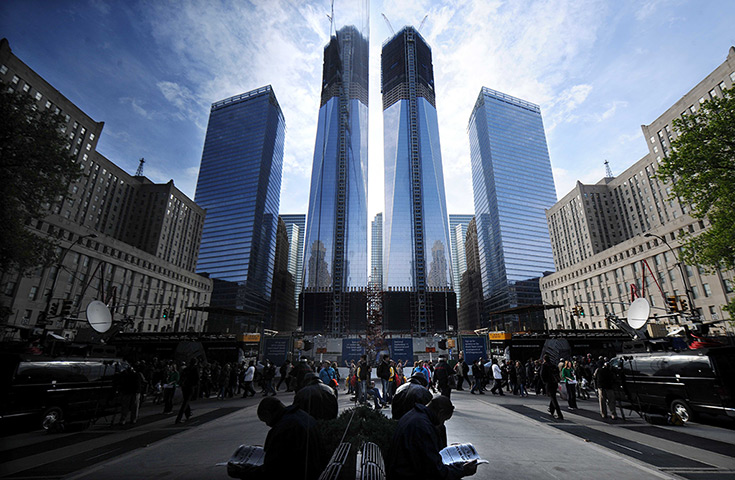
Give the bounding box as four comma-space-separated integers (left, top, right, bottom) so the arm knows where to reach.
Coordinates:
381, 13, 394, 35
418, 14, 428, 33
135, 157, 145, 177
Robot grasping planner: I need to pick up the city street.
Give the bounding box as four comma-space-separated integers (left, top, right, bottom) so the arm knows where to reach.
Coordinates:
1, 386, 733, 480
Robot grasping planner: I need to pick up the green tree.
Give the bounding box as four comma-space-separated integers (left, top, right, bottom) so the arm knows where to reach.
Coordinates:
0, 82, 80, 273
657, 87, 735, 316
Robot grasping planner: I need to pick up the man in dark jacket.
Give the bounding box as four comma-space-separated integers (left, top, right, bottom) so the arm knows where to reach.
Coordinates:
176, 358, 200, 424
293, 372, 338, 420
377, 354, 393, 403
470, 359, 485, 394
539, 354, 562, 420
357, 355, 370, 404
594, 361, 616, 419
386, 396, 477, 480
433, 355, 452, 399
235, 397, 327, 480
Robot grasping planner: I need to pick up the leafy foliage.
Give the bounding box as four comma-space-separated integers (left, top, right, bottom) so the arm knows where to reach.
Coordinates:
318, 405, 397, 461
0, 82, 80, 273
656, 87, 735, 316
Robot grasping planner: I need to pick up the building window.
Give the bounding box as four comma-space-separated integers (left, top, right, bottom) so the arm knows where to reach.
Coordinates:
725, 279, 733, 294
0, 65, 7, 74
35, 92, 42, 101
702, 283, 711, 297
28, 286, 38, 300
691, 285, 700, 299
22, 83, 30, 93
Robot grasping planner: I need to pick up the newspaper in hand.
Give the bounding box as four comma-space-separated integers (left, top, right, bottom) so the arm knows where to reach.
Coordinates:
226, 445, 265, 478
439, 443, 489, 465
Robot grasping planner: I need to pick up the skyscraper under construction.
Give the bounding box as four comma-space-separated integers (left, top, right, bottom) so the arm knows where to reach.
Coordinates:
381, 26, 456, 334
302, 15, 369, 334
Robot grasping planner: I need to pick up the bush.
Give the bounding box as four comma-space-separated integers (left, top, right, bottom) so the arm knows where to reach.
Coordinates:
318, 405, 397, 459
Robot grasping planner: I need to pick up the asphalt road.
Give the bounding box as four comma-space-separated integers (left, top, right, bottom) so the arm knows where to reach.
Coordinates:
1, 386, 734, 480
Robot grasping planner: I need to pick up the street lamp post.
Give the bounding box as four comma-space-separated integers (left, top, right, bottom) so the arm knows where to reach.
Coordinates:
41, 233, 97, 331
644, 232, 696, 318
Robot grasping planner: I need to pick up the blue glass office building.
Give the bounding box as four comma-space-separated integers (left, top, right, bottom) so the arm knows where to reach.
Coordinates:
382, 27, 455, 333
302, 24, 369, 334
468, 87, 556, 330
195, 86, 285, 332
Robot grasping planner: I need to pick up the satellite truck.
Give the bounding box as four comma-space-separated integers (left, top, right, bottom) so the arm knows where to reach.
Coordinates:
604, 297, 735, 424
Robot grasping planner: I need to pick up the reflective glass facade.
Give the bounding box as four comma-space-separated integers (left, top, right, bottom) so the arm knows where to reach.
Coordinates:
449, 214, 474, 308
195, 86, 285, 319
382, 27, 452, 291
303, 24, 369, 333
280, 214, 305, 309
370, 212, 383, 287
468, 87, 556, 316
381, 27, 455, 334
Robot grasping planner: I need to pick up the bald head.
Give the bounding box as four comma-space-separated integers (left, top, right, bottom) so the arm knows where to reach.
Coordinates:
257, 396, 285, 427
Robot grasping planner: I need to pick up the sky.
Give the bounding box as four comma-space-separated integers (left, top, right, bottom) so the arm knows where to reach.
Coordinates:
2, 0, 735, 222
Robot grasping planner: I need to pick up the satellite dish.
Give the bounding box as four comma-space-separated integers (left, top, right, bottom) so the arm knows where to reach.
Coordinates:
87, 300, 112, 333
627, 298, 650, 330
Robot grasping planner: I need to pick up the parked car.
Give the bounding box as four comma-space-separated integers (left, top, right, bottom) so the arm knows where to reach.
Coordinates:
609, 347, 735, 423
0, 354, 125, 431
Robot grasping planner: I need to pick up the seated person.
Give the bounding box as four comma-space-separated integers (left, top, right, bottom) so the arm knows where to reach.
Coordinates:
366, 380, 387, 410
387, 396, 477, 480
234, 397, 327, 479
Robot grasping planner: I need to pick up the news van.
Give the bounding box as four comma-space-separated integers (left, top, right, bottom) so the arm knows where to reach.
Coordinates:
609, 347, 735, 423
0, 354, 125, 431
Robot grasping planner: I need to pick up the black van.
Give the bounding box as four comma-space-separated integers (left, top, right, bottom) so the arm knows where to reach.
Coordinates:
610, 347, 735, 423
0, 354, 125, 431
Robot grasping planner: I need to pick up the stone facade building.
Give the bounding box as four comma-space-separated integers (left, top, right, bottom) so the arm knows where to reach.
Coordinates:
541, 47, 735, 334
0, 39, 212, 341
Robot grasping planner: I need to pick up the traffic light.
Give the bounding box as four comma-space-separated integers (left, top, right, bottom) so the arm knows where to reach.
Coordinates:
679, 298, 689, 312
572, 306, 579, 316
60, 300, 73, 317
667, 296, 679, 312
579, 306, 585, 317
50, 302, 59, 316
303, 340, 313, 351
162, 308, 168, 319
438, 339, 447, 350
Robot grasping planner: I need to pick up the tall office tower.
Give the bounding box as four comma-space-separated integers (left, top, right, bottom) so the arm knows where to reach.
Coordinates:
195, 86, 285, 333
458, 217, 484, 331
269, 218, 297, 333
280, 214, 305, 309
449, 214, 474, 308
302, 20, 369, 334
370, 213, 383, 287
381, 26, 456, 334
468, 87, 556, 331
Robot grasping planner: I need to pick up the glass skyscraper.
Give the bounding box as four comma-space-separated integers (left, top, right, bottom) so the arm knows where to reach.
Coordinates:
382, 26, 455, 333
468, 87, 556, 329
302, 21, 369, 333
195, 86, 285, 331
370, 212, 383, 287
280, 214, 305, 309
449, 214, 474, 308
